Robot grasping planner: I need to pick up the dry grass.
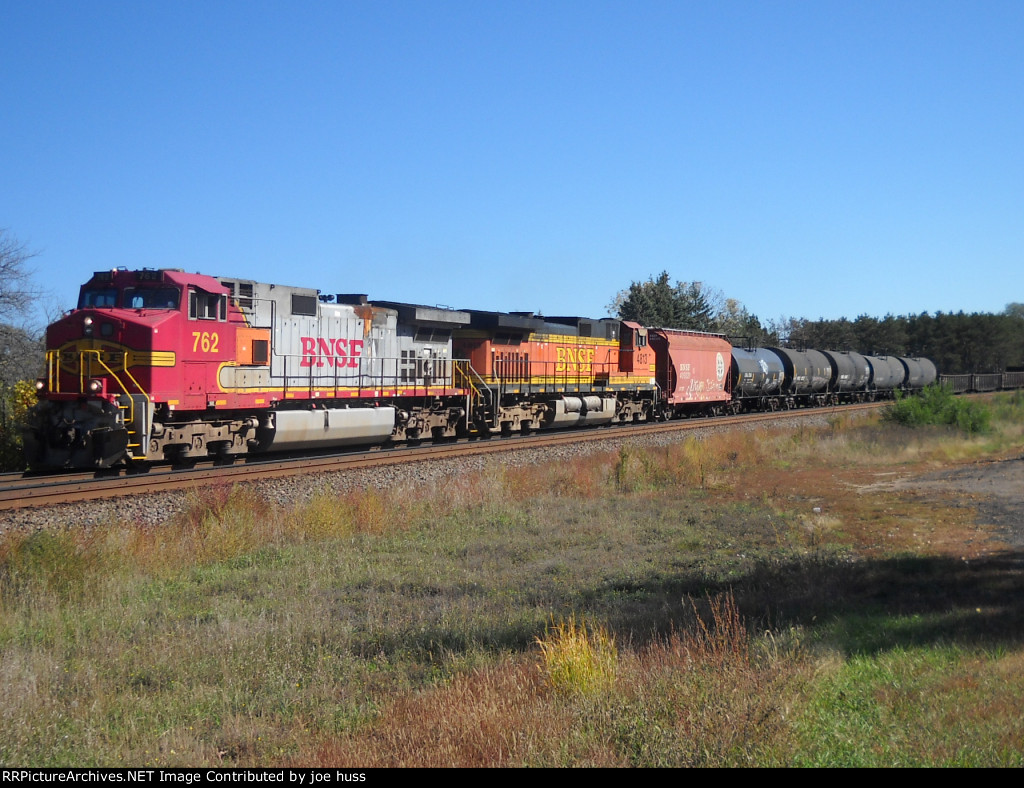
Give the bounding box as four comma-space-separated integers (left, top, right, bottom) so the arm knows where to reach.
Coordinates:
536, 614, 618, 695
297, 592, 798, 767
3, 395, 1024, 766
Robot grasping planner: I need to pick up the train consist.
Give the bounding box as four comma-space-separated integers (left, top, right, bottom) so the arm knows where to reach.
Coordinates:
27, 268, 941, 470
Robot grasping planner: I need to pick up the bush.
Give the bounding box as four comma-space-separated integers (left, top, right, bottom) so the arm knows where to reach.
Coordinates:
884, 385, 991, 435
0, 380, 36, 470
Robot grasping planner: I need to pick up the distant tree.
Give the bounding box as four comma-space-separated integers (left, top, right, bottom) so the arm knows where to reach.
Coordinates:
768, 316, 805, 346
611, 273, 747, 333
0, 324, 42, 388
787, 317, 857, 350
614, 271, 678, 327
716, 298, 773, 346
0, 231, 43, 387
0, 230, 44, 469
676, 281, 719, 331
0, 229, 39, 324
851, 314, 907, 356
1005, 303, 1024, 321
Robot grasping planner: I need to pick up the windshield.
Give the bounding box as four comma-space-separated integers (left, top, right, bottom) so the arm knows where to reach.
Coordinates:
122, 287, 181, 310
79, 288, 118, 308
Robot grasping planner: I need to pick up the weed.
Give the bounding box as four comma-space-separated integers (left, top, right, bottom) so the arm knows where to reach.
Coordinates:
0, 530, 97, 600
612, 445, 654, 492
536, 614, 617, 695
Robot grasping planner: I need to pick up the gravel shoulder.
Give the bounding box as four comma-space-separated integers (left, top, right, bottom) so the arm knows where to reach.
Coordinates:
5, 414, 1023, 559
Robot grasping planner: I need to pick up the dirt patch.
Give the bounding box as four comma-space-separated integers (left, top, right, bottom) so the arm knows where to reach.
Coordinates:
721, 451, 1024, 560
874, 456, 1024, 550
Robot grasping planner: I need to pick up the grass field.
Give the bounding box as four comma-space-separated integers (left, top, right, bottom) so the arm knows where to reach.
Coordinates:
2, 393, 1023, 766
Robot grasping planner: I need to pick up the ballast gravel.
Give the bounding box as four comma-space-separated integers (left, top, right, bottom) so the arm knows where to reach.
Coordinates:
0, 413, 841, 536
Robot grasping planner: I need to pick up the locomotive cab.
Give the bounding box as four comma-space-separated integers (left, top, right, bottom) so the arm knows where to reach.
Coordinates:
618, 321, 655, 374
29, 269, 192, 468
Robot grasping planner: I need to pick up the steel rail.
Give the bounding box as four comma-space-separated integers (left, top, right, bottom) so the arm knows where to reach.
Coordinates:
0, 401, 886, 512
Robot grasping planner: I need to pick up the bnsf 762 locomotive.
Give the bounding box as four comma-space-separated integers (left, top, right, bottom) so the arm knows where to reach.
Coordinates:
25, 268, 933, 470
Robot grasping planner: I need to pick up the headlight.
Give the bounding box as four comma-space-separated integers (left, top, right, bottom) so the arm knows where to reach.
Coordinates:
87, 379, 103, 393
35, 378, 46, 392
83, 316, 94, 327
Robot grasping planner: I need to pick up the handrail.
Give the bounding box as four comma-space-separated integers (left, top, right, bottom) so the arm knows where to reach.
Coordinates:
46, 349, 150, 437
454, 359, 496, 429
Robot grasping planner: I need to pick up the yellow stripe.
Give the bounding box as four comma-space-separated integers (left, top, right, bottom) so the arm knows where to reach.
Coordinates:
533, 333, 618, 347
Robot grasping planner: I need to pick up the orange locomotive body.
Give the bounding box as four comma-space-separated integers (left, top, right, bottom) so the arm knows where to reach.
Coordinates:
451, 312, 660, 434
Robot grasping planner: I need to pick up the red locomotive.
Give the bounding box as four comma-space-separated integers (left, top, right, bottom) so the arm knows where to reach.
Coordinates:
29, 269, 472, 467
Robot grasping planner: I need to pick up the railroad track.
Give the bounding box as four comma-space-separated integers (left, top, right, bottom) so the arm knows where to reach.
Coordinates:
0, 401, 886, 511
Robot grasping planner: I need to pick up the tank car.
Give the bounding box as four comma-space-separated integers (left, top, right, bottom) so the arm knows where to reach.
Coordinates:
820, 350, 871, 402
894, 357, 937, 391
763, 347, 832, 408
729, 348, 783, 410
863, 355, 904, 398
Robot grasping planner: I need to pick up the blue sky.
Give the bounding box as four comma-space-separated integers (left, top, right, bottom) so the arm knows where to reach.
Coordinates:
2, 0, 1022, 329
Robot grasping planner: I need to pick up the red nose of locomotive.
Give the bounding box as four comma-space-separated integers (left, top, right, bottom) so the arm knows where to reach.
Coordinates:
27, 269, 185, 469
40, 310, 130, 399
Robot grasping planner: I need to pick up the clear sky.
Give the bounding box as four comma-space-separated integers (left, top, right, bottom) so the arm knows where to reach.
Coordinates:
2, 0, 1022, 329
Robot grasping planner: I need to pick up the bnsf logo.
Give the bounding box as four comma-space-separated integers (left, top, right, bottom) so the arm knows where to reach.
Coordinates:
555, 346, 596, 374
300, 337, 364, 368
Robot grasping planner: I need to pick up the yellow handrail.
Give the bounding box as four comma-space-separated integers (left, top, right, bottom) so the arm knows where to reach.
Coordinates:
46, 349, 150, 431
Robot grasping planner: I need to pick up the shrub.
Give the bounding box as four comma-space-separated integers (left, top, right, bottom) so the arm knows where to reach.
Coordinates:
884, 385, 991, 435
0, 380, 36, 470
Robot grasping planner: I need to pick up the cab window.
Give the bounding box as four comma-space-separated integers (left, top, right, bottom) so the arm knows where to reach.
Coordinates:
79, 288, 118, 308
123, 287, 181, 310
189, 290, 227, 321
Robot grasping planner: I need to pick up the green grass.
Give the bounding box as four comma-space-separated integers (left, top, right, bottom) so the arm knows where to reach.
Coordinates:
790, 645, 1024, 767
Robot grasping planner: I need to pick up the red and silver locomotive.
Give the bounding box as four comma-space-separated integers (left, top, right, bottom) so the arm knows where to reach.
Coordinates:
28, 269, 475, 468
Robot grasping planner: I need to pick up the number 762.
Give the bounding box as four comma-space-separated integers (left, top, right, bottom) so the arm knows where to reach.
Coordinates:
192, 331, 220, 353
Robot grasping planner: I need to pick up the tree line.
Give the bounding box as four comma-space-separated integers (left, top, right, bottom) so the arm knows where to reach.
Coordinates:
610, 271, 1024, 374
